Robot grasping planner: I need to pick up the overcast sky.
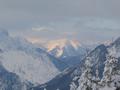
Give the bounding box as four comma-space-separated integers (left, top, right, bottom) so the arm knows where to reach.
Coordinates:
0, 0, 120, 44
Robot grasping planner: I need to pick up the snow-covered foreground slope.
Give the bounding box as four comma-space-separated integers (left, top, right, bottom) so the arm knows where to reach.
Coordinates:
73, 37, 120, 90
0, 30, 67, 86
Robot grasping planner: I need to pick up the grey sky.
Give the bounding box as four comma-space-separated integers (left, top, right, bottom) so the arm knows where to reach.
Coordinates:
0, 0, 120, 44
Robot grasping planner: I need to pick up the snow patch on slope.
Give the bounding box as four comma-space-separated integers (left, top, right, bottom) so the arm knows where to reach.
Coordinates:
0, 50, 60, 85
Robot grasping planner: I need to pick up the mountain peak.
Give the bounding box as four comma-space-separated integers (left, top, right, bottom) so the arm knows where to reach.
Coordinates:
46, 39, 81, 52
46, 39, 82, 58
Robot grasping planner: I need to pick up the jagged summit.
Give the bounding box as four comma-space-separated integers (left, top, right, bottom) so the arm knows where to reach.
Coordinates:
46, 39, 81, 51
46, 39, 82, 58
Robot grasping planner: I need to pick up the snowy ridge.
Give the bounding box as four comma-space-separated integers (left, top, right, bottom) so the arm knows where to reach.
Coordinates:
46, 39, 84, 58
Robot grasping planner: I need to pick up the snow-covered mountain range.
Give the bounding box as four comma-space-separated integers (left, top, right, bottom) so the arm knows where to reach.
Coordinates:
37, 37, 120, 90
46, 39, 93, 66
46, 39, 83, 58
0, 29, 68, 89
0, 29, 120, 90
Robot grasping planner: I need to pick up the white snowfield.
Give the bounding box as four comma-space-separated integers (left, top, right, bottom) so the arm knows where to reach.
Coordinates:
0, 51, 59, 85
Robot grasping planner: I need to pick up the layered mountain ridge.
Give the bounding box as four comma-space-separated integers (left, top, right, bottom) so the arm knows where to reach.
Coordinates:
0, 29, 120, 90
36, 37, 120, 90
0, 29, 68, 88
46, 39, 92, 66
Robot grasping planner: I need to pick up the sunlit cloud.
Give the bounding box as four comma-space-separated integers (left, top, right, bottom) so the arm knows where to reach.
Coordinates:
32, 27, 53, 32
31, 26, 78, 40
26, 37, 48, 44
